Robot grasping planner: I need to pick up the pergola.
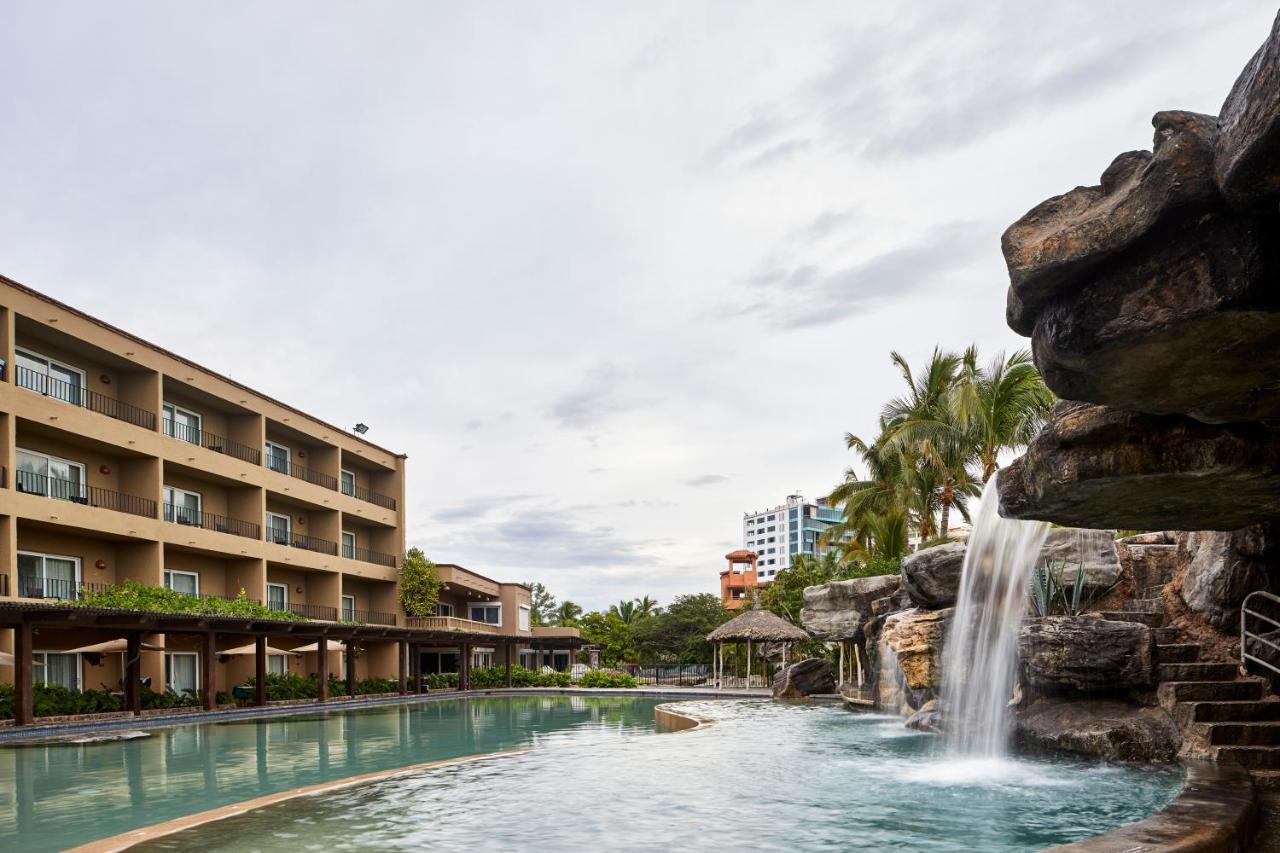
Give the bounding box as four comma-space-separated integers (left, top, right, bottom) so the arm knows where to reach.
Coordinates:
0, 600, 582, 726
706, 602, 810, 688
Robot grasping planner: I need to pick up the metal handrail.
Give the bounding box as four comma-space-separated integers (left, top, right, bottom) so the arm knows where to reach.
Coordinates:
1241, 589, 1280, 678
16, 471, 157, 518
163, 418, 261, 465
289, 602, 338, 621
16, 365, 157, 430
341, 542, 397, 568
342, 480, 397, 510
163, 503, 261, 540
267, 527, 339, 556
266, 457, 338, 491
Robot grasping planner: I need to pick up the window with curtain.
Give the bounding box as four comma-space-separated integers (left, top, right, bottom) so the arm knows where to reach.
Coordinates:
469, 604, 501, 625
165, 652, 198, 695
35, 652, 81, 690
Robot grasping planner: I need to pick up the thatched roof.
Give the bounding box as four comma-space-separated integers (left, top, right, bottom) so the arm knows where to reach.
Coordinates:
707, 607, 811, 643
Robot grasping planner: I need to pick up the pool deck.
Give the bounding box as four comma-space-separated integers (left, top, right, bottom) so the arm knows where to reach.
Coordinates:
0, 686, 771, 745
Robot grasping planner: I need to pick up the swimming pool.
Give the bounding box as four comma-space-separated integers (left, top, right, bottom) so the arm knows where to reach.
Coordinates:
0, 696, 1185, 852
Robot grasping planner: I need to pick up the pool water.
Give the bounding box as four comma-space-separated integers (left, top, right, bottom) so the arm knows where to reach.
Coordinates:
95, 699, 1181, 853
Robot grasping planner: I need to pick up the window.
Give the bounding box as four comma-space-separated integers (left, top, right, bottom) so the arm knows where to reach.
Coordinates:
268, 654, 288, 675
473, 648, 495, 668
267, 582, 288, 612
341, 531, 356, 559
518, 604, 531, 632
165, 652, 199, 695
469, 603, 501, 625
264, 441, 290, 475
266, 512, 291, 545
342, 595, 355, 621
16, 348, 85, 405
163, 486, 203, 526
34, 651, 81, 690
16, 448, 86, 502
162, 403, 202, 445
164, 569, 200, 597
341, 469, 356, 496
18, 551, 81, 600
436, 602, 454, 617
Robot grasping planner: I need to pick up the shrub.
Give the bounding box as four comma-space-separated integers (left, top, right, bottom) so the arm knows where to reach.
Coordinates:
578, 669, 638, 689
398, 547, 442, 617
0, 684, 200, 720
463, 666, 571, 688
425, 672, 459, 690
76, 580, 303, 621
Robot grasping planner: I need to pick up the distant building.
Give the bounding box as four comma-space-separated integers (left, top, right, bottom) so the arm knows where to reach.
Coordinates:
742, 493, 843, 580
719, 550, 759, 610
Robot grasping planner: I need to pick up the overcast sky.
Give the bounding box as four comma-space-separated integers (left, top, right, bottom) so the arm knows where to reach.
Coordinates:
1, 2, 1273, 611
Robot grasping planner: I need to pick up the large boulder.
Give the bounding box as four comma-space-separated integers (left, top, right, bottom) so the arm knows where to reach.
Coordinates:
1180, 525, 1276, 630
1003, 111, 1221, 336
880, 608, 952, 692
1013, 698, 1181, 762
998, 401, 1280, 531
1039, 527, 1122, 592
900, 542, 966, 608
1216, 10, 1280, 210
1019, 616, 1156, 692
771, 657, 836, 700
800, 575, 901, 641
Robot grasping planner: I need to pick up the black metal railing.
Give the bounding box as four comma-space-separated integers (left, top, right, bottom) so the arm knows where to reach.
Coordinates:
17, 574, 110, 601
342, 481, 397, 511
163, 419, 261, 465
288, 602, 338, 621
341, 542, 397, 568
621, 663, 715, 687
351, 609, 397, 626
1, 574, 8, 597
16, 365, 157, 430
267, 527, 339, 556
266, 457, 338, 491
16, 471, 157, 518
163, 503, 261, 540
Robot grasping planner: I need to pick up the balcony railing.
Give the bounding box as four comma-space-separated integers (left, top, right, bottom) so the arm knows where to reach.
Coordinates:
16, 471, 157, 519
288, 602, 338, 621
17, 575, 110, 601
1, 574, 8, 597
405, 615, 502, 634
267, 527, 339, 556
266, 457, 338, 491
16, 365, 157, 430
346, 609, 397, 626
169, 588, 263, 605
163, 504, 261, 540
341, 542, 397, 568
342, 481, 397, 511
163, 419, 261, 465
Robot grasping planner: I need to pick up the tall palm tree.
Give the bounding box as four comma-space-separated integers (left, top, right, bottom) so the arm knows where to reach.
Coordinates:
553, 601, 583, 627
952, 347, 1054, 483
633, 595, 660, 619
609, 600, 638, 623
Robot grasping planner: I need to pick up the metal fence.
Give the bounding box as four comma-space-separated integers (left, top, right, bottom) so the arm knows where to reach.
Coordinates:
1242, 590, 1280, 679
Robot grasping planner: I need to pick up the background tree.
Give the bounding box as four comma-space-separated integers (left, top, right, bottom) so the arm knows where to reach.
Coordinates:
552, 600, 583, 627
634, 595, 661, 619
953, 347, 1054, 483
630, 593, 730, 664
579, 610, 637, 665
397, 547, 442, 617
525, 581, 557, 627
608, 599, 638, 624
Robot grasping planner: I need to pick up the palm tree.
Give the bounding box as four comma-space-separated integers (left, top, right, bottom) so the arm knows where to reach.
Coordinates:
634, 595, 661, 619
609, 600, 637, 623
953, 347, 1054, 483
552, 601, 583, 627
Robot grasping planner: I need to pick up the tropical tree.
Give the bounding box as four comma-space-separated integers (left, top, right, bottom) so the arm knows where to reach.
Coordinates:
552, 600, 583, 627
634, 595, 661, 619
525, 581, 557, 627
397, 547, 441, 617
630, 593, 731, 664
952, 347, 1054, 483
579, 610, 637, 664
609, 599, 638, 624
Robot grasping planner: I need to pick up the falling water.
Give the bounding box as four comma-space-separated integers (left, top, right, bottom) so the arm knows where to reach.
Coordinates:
940, 475, 1050, 757
877, 639, 907, 716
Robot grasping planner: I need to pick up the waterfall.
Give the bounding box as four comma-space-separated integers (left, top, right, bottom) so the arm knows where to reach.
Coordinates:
877, 638, 907, 716
940, 475, 1049, 757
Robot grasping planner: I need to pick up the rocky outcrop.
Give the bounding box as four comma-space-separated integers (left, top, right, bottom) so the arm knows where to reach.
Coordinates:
905, 699, 943, 734
1216, 10, 1280, 210
998, 401, 1280, 531
900, 542, 966, 608
800, 575, 900, 641
1180, 525, 1277, 630
1019, 616, 1155, 692
1013, 699, 1181, 762
880, 608, 952, 693
771, 657, 836, 699
1040, 527, 1122, 591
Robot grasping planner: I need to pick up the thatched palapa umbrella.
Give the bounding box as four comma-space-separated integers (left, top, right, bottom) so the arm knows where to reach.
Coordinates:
706, 599, 810, 688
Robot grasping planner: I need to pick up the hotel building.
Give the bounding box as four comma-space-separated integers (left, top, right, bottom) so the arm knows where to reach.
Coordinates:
742, 493, 843, 579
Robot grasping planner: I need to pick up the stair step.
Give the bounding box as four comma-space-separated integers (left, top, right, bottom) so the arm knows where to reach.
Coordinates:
1155, 627, 1181, 643
1159, 662, 1240, 682
1123, 600, 1164, 612
1208, 723, 1280, 746
1160, 680, 1266, 704
1157, 643, 1201, 663
1192, 700, 1280, 722
1215, 746, 1280, 769
1141, 584, 1170, 597
1099, 610, 1165, 627
1251, 770, 1280, 790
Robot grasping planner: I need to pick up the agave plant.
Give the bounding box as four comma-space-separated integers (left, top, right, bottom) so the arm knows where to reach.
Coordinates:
1028, 559, 1104, 617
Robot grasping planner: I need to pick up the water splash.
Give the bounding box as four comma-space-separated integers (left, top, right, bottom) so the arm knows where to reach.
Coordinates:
940, 475, 1049, 757
877, 639, 908, 716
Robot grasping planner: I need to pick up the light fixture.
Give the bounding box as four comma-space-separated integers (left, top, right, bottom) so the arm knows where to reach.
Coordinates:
353, 423, 369, 435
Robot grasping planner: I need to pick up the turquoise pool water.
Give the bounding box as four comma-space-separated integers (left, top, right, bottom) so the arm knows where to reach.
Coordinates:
0, 697, 1183, 852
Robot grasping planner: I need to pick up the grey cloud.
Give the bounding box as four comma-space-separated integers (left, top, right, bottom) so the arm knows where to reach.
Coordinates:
685, 474, 729, 487
433, 493, 540, 523
790, 209, 860, 245
549, 363, 626, 428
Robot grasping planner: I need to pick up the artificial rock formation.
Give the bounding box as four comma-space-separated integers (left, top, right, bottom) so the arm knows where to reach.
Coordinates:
771, 657, 836, 699
1013, 699, 1181, 762
1180, 525, 1279, 630
800, 575, 900, 641
900, 542, 966, 608
880, 608, 952, 693
1216, 11, 1280, 211
1019, 616, 1156, 692
1039, 527, 1122, 591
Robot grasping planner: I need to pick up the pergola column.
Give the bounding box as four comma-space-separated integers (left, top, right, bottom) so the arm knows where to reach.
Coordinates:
201, 631, 217, 711
125, 632, 142, 715
317, 638, 329, 703
345, 640, 358, 697
14, 622, 33, 726
412, 644, 422, 694
254, 635, 267, 707
459, 642, 470, 691
398, 640, 408, 695
505, 642, 514, 688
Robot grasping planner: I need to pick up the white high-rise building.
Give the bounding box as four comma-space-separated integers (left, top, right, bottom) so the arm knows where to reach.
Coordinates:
741, 493, 843, 581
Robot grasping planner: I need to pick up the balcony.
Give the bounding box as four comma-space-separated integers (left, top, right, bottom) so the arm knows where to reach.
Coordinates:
286, 602, 338, 621
17, 574, 110, 601
341, 480, 397, 511
15, 365, 157, 431
266, 457, 338, 491
344, 608, 397, 626
163, 504, 261, 540
163, 419, 261, 465
267, 527, 339, 556
16, 471, 157, 519
341, 542, 397, 568
405, 615, 501, 635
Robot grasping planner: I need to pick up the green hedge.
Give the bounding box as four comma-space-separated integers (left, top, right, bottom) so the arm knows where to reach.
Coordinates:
76, 580, 303, 621
466, 666, 571, 689
578, 669, 638, 689
240, 673, 405, 700
0, 684, 200, 720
